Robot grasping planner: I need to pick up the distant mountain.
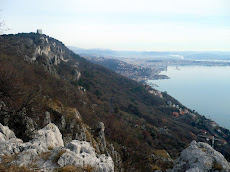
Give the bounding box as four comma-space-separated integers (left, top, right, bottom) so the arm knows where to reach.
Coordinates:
69, 46, 230, 60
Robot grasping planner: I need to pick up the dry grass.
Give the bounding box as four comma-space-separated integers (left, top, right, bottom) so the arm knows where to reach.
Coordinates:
151, 165, 161, 171
84, 165, 96, 172
85, 129, 91, 142
38, 151, 52, 161
27, 163, 39, 171
0, 164, 33, 172
153, 149, 171, 159
53, 150, 67, 163
213, 162, 224, 170
54, 165, 96, 172
48, 146, 54, 150
91, 138, 99, 154
1, 154, 19, 165
55, 165, 78, 172
201, 148, 207, 152
48, 100, 82, 121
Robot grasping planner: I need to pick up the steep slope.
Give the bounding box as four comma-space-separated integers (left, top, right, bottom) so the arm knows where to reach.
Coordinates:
0, 33, 230, 171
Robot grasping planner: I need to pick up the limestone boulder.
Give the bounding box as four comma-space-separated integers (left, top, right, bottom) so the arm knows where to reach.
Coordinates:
169, 141, 230, 172
31, 123, 64, 149
13, 149, 38, 166
0, 123, 16, 141
58, 140, 114, 172
0, 123, 114, 172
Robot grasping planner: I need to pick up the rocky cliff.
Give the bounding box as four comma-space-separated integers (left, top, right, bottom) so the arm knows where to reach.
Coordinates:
0, 33, 81, 82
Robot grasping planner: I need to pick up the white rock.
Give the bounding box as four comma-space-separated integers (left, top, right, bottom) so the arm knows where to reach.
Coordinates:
13, 149, 38, 166
31, 123, 64, 149
0, 133, 6, 142
58, 140, 114, 172
0, 123, 114, 172
0, 123, 16, 140
186, 167, 202, 172
0, 123, 64, 155
67, 140, 96, 156
8, 138, 23, 143
170, 141, 230, 172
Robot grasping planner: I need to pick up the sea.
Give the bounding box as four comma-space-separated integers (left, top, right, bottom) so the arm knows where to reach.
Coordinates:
148, 65, 230, 130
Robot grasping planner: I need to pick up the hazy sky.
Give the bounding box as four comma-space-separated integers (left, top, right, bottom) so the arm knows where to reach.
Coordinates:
1, 0, 230, 51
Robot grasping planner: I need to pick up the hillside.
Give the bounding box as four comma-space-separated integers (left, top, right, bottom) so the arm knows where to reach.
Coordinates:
80, 55, 169, 82
1, 33, 230, 171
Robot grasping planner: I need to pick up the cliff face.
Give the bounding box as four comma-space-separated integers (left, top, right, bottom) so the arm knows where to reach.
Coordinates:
0, 33, 81, 82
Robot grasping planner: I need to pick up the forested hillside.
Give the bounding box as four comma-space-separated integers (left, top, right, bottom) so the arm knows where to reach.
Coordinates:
1, 33, 230, 171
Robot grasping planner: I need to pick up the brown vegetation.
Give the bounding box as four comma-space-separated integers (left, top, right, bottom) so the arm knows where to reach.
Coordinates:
54, 165, 95, 172
1, 33, 230, 171
53, 150, 67, 163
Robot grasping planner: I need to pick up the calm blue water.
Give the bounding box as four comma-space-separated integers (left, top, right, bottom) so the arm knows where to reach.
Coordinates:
148, 65, 230, 129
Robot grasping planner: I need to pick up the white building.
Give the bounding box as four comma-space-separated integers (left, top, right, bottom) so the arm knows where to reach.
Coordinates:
37, 29, 43, 34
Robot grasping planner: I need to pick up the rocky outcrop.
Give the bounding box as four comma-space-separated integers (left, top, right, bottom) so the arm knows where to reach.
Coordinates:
0, 123, 16, 141
43, 111, 51, 126
0, 123, 63, 155
94, 122, 124, 171
32, 35, 81, 80
95, 122, 107, 153
0, 33, 81, 81
58, 140, 114, 172
169, 141, 230, 172
0, 123, 114, 172
0, 102, 38, 141
31, 123, 64, 149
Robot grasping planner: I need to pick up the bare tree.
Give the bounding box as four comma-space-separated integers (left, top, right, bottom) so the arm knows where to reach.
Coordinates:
0, 10, 8, 34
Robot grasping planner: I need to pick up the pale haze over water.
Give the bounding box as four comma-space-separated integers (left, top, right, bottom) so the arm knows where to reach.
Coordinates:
149, 65, 230, 129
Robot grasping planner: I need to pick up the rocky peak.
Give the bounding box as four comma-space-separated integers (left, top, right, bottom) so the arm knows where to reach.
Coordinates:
0, 33, 81, 81
32, 35, 68, 65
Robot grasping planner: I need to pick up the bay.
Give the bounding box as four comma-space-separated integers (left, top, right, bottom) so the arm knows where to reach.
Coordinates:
148, 65, 230, 129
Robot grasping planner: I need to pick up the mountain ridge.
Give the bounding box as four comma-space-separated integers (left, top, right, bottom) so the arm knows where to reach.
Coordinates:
69, 46, 230, 60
